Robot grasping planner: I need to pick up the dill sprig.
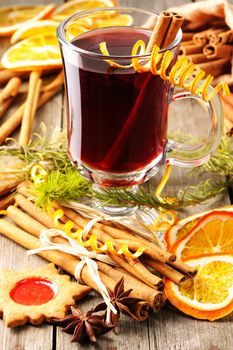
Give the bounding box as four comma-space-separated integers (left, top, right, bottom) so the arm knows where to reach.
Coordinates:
196, 136, 233, 176
0, 124, 69, 173
93, 178, 231, 210
34, 169, 92, 208
0, 125, 232, 210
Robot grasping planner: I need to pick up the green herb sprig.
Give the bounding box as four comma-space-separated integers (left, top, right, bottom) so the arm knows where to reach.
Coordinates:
0, 124, 232, 210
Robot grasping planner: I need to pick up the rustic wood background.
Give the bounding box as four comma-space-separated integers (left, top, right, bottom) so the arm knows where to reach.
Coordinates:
0, 0, 232, 349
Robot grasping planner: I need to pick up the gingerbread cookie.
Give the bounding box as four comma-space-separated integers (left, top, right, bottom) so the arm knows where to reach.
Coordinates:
0, 263, 91, 327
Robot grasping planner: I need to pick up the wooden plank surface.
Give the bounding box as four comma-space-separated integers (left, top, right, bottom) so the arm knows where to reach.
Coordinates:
0, 0, 232, 349
0, 1, 63, 350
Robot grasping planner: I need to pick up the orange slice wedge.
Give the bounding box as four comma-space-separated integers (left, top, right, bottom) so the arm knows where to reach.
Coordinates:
170, 210, 233, 260
66, 23, 89, 41
165, 253, 233, 320
1, 34, 62, 70
0, 4, 56, 36
10, 20, 59, 44
93, 14, 133, 28
51, 0, 117, 22
165, 205, 233, 249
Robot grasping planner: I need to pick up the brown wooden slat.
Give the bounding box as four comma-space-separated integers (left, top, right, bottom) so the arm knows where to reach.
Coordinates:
0, 0, 63, 349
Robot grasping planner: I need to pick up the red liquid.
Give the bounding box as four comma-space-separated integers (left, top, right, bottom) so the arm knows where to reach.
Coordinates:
63, 27, 170, 174
10, 277, 57, 306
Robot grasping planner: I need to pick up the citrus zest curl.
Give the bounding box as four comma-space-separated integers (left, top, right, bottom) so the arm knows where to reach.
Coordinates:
99, 41, 230, 102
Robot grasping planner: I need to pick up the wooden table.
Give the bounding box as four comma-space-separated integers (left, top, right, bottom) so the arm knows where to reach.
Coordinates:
0, 0, 232, 349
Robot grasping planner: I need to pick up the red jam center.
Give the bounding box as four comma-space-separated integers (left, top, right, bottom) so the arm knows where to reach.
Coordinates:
10, 277, 57, 306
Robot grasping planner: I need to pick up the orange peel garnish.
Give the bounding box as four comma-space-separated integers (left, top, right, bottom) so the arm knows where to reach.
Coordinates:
99, 41, 230, 101
52, 208, 145, 259
30, 163, 47, 186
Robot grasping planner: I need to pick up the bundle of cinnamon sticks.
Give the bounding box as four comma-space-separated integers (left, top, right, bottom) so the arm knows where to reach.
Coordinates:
180, 28, 232, 77
0, 68, 64, 146
0, 180, 196, 319
180, 28, 233, 133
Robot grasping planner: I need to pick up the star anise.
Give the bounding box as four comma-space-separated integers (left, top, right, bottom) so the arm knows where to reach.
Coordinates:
94, 277, 143, 326
53, 306, 114, 343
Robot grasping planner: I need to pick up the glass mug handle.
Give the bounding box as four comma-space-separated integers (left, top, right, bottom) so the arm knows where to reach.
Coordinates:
166, 88, 224, 167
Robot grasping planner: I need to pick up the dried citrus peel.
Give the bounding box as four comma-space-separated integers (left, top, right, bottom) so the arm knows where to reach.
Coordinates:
52, 208, 146, 259
99, 40, 230, 102
30, 163, 47, 185
30, 164, 146, 259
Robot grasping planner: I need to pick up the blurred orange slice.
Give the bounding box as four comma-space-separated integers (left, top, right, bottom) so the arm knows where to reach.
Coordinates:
0, 4, 56, 36
94, 14, 133, 28
1, 34, 62, 70
51, 0, 117, 22
66, 23, 89, 41
10, 20, 59, 44
165, 253, 233, 320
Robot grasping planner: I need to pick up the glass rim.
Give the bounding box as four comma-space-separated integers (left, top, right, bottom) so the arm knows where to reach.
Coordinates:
57, 6, 182, 59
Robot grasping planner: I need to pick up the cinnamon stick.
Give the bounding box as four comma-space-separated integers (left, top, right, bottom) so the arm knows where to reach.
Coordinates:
169, 259, 197, 276
161, 13, 184, 48
196, 58, 231, 77
108, 252, 163, 290
186, 53, 213, 64
180, 40, 194, 46
193, 28, 213, 46
0, 179, 21, 197
0, 193, 15, 211
220, 95, 233, 123
15, 188, 194, 279
203, 44, 233, 59
0, 85, 61, 145
179, 44, 204, 55
126, 256, 164, 290
207, 28, 228, 41
15, 194, 55, 228
216, 29, 233, 45
115, 239, 175, 263
0, 218, 158, 309
7, 205, 47, 236
0, 97, 14, 119
16, 189, 176, 264
19, 71, 42, 146
0, 77, 21, 105
0, 103, 25, 145
97, 262, 161, 309
146, 11, 172, 53
41, 70, 64, 92
54, 203, 175, 263
0, 70, 25, 85
182, 32, 193, 42
224, 118, 233, 134
143, 257, 186, 285
0, 218, 92, 294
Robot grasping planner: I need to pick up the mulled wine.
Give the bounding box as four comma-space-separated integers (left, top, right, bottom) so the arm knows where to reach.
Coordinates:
62, 27, 170, 176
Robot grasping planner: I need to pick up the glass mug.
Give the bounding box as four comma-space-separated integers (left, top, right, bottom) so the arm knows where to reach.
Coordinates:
57, 7, 223, 213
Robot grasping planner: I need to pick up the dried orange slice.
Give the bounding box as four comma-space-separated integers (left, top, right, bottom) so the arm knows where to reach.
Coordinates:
65, 22, 89, 41
1, 34, 62, 70
93, 14, 133, 28
165, 206, 233, 249
170, 210, 233, 260
0, 4, 55, 36
10, 20, 59, 44
51, 0, 117, 22
165, 253, 233, 320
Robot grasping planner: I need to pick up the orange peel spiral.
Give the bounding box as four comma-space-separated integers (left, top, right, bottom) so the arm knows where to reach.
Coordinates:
100, 40, 230, 102
52, 208, 146, 259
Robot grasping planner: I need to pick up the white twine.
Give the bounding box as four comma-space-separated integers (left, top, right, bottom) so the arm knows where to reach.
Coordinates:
27, 229, 117, 322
